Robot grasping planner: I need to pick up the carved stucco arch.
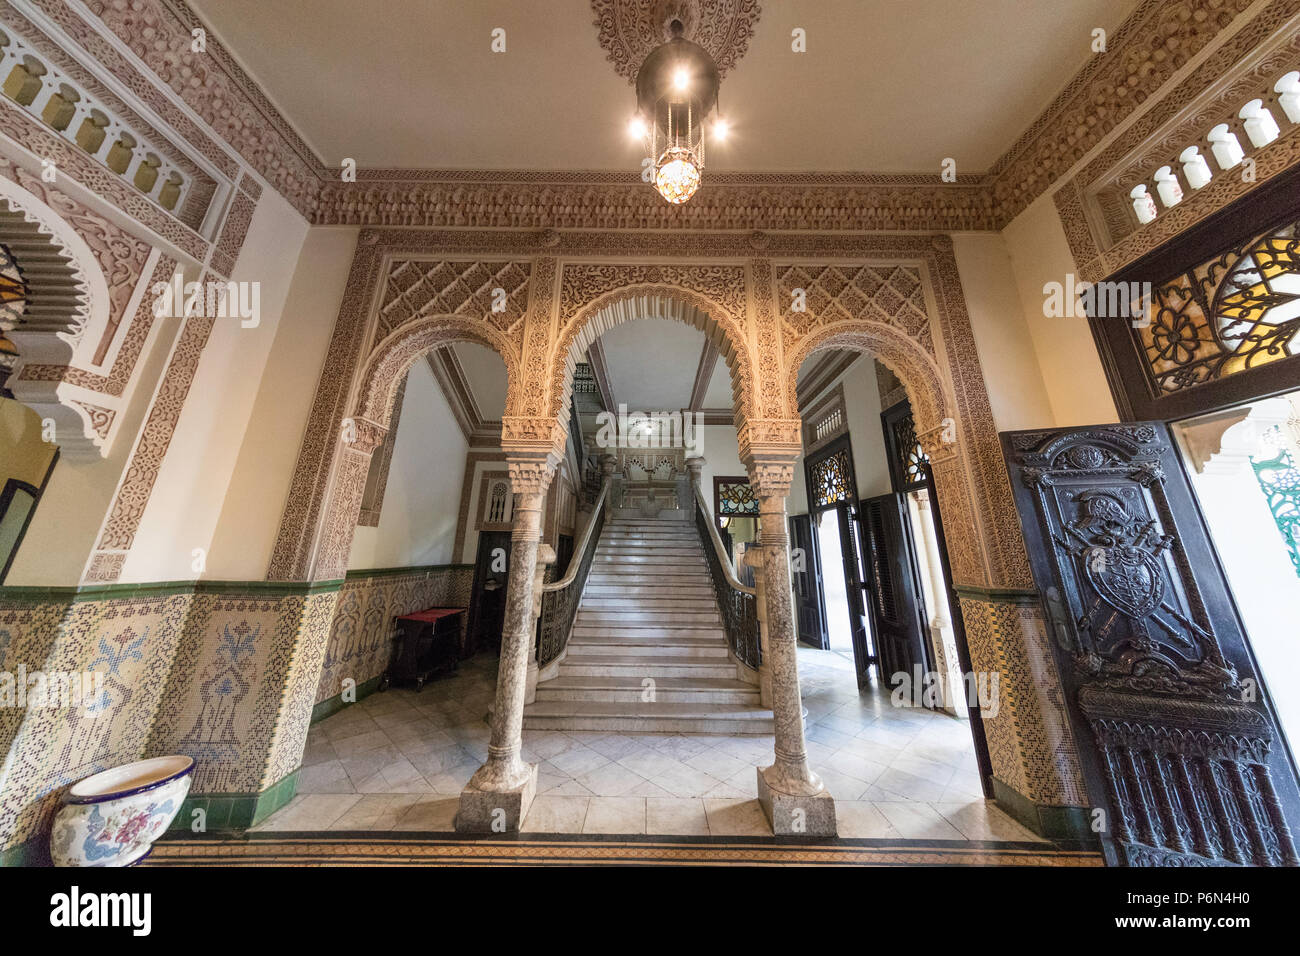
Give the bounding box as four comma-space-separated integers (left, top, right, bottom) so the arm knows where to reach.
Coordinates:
783, 319, 998, 589
783, 320, 955, 437
548, 284, 756, 428
309, 315, 521, 581
355, 314, 521, 433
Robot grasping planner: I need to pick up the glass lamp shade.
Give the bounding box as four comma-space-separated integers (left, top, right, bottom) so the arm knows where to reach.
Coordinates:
654, 147, 702, 204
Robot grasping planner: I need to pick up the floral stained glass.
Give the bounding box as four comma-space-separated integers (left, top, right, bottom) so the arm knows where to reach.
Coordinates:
811, 447, 852, 508
890, 408, 929, 490
717, 480, 758, 516
1139, 223, 1300, 395
1250, 426, 1300, 579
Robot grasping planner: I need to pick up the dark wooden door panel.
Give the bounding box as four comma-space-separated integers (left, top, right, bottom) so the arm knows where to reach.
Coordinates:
1003, 421, 1300, 866
789, 514, 827, 649
859, 493, 931, 687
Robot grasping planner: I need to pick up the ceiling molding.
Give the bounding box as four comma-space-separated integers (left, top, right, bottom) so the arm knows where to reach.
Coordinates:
683, 407, 734, 426
591, 0, 761, 84
586, 338, 618, 412
797, 350, 860, 413
688, 341, 718, 411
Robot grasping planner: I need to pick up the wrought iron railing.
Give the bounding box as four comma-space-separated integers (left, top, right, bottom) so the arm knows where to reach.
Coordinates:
691, 482, 761, 670
537, 478, 609, 668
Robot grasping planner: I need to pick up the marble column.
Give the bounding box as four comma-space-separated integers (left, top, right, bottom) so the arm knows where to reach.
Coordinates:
747, 459, 836, 836
524, 543, 556, 705
457, 457, 554, 832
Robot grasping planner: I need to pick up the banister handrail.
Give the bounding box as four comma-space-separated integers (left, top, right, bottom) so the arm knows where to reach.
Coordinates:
537, 475, 612, 669
690, 479, 760, 670
543, 478, 610, 593
691, 481, 756, 597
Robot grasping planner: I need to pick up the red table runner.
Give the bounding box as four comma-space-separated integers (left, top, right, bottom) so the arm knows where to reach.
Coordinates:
397, 607, 466, 624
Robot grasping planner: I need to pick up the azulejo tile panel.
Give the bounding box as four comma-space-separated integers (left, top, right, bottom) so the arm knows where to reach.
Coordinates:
313, 566, 474, 708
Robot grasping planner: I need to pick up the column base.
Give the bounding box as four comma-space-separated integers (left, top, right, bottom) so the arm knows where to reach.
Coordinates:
455, 764, 538, 833
757, 765, 837, 836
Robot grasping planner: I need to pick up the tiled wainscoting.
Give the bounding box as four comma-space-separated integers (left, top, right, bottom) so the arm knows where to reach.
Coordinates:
0, 562, 470, 866
313, 565, 473, 715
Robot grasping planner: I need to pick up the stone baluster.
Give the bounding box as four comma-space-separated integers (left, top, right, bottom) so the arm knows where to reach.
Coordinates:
745, 454, 837, 836
457, 453, 555, 832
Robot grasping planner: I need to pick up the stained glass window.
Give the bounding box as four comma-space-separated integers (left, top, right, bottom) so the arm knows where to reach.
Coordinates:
1139, 222, 1300, 395
716, 479, 758, 516
810, 447, 852, 508
889, 407, 929, 490
1250, 425, 1300, 578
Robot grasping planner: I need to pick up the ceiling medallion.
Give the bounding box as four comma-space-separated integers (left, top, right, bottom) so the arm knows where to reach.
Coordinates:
631, 19, 723, 205
592, 0, 761, 83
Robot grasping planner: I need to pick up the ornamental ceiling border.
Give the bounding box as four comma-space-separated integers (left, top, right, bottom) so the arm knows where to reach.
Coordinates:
38, 0, 1272, 232
591, 0, 761, 82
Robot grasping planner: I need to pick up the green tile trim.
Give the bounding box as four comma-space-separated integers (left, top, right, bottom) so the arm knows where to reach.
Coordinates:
0, 836, 47, 867
344, 563, 472, 582
991, 777, 1098, 843
169, 768, 300, 833
953, 585, 1041, 607
312, 676, 382, 724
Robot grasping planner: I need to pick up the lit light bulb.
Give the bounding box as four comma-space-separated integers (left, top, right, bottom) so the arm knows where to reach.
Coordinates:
673, 67, 689, 90
714, 117, 729, 140
628, 116, 647, 139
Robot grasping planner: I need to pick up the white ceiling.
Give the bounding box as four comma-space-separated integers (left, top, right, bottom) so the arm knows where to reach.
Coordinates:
192, 0, 1136, 173
596, 318, 706, 411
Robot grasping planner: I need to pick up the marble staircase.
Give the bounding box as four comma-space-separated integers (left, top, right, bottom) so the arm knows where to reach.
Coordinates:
523, 509, 774, 734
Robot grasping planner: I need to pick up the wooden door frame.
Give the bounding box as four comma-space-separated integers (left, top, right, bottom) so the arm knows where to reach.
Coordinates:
882, 398, 995, 796
804, 434, 873, 678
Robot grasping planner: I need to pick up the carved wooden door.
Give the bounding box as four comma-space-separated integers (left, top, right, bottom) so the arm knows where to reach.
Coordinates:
859, 493, 931, 688
789, 514, 827, 649
1003, 422, 1300, 866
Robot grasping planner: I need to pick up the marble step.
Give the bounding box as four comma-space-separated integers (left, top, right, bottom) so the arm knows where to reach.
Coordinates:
557, 656, 740, 679
600, 531, 701, 541
567, 636, 730, 657
521, 700, 774, 734
575, 611, 721, 629
534, 675, 760, 705
593, 553, 707, 565
579, 597, 717, 611
583, 584, 716, 599
586, 574, 712, 588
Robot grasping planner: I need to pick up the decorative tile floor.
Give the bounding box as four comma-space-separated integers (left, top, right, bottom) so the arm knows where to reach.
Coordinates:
258, 648, 1043, 843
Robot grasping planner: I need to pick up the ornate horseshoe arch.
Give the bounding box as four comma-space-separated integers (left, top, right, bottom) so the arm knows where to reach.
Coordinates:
548, 282, 756, 427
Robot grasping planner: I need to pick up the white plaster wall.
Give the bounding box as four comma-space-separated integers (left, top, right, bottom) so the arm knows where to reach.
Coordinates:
120, 189, 310, 582
348, 360, 468, 570
204, 226, 359, 579
1001, 192, 1118, 427
694, 423, 747, 519
951, 233, 1055, 431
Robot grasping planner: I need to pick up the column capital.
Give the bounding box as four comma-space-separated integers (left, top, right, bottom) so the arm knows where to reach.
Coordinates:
342, 416, 387, 455
507, 454, 556, 496
685, 455, 706, 483
600, 453, 618, 477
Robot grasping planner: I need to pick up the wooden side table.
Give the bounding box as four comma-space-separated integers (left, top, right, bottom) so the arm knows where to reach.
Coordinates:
380, 607, 466, 691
